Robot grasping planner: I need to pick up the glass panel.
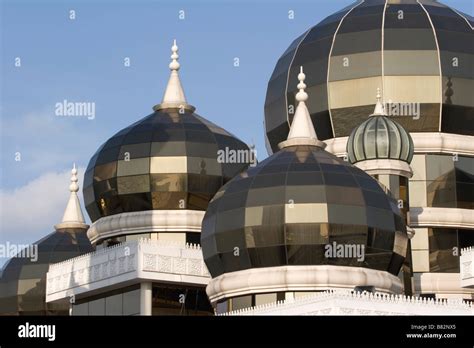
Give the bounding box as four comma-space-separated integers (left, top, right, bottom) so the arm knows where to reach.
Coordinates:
396, 122, 410, 161
150, 156, 187, 173
150, 173, 187, 192
353, 120, 367, 161
428, 228, 459, 273
105, 294, 123, 315
286, 171, 323, 186
150, 141, 186, 156
231, 296, 252, 311
117, 175, 150, 194
323, 173, 358, 187
363, 118, 376, 159
187, 157, 221, 176
117, 158, 150, 177
119, 143, 151, 159
387, 119, 401, 158
151, 192, 186, 209
88, 298, 105, 316
94, 162, 117, 182
123, 289, 140, 315
329, 51, 381, 81
96, 146, 120, 165
376, 117, 389, 158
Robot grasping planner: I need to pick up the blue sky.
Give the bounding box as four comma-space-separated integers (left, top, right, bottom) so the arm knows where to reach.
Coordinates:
1, 0, 473, 262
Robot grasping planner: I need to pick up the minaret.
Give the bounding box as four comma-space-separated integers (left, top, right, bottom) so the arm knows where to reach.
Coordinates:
278, 66, 326, 149
346, 89, 415, 295
54, 164, 89, 231
153, 39, 195, 112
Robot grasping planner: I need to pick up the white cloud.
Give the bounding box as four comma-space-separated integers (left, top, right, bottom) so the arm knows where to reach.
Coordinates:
0, 167, 89, 267
1, 109, 103, 187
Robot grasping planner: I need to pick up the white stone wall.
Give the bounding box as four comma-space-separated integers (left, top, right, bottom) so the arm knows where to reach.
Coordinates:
46, 239, 210, 303
461, 247, 474, 289
222, 290, 474, 316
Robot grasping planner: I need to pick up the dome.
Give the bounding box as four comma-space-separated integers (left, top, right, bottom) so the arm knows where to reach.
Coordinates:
83, 42, 252, 222
202, 68, 408, 279
264, 0, 474, 154
347, 115, 414, 164
347, 91, 414, 164
0, 166, 93, 315
83, 110, 251, 222
0, 229, 94, 315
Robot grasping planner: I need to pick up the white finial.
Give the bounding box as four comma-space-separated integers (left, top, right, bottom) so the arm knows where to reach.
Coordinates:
154, 39, 195, 112
279, 66, 326, 149
169, 39, 180, 71
70, 163, 79, 193
295, 66, 308, 103
55, 164, 88, 230
371, 88, 386, 116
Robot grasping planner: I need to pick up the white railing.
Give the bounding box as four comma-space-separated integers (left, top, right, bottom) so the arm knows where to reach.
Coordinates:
221, 290, 474, 316
461, 247, 474, 289
46, 239, 210, 301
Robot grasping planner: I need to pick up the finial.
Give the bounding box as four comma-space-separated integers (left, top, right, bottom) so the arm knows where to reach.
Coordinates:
153, 39, 195, 112
295, 66, 308, 103
169, 39, 180, 71
370, 88, 386, 116
69, 163, 79, 193
54, 163, 88, 230
278, 66, 326, 149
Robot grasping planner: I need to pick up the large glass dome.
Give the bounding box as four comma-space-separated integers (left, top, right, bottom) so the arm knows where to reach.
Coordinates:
201, 144, 408, 278
264, 0, 474, 153
83, 109, 251, 222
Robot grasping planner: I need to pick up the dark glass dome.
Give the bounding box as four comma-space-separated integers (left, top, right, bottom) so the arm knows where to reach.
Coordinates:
0, 229, 93, 315
84, 109, 251, 222
201, 144, 408, 278
347, 115, 414, 164
264, 0, 474, 153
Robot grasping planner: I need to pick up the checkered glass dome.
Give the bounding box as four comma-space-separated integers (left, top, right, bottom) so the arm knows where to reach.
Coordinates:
201, 144, 408, 277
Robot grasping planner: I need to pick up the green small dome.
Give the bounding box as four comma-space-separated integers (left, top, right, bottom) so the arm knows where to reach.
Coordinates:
347, 115, 414, 164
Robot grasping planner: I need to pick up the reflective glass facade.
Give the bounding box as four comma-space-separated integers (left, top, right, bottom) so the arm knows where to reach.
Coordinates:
409, 154, 474, 209
0, 229, 94, 315
428, 228, 474, 273
71, 284, 213, 316
72, 285, 141, 316
84, 109, 251, 222
151, 284, 213, 315
264, 0, 474, 153
201, 144, 408, 277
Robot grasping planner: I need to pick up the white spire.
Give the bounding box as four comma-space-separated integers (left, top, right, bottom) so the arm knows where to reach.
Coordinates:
55, 164, 88, 230
278, 66, 326, 149
370, 88, 386, 116
154, 40, 195, 112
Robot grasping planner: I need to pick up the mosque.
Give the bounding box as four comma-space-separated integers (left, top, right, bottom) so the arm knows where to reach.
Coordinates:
1, 0, 473, 316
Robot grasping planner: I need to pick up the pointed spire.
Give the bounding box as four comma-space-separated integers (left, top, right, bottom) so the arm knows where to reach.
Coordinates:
370, 88, 386, 116
278, 66, 326, 149
153, 39, 195, 112
54, 164, 89, 231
